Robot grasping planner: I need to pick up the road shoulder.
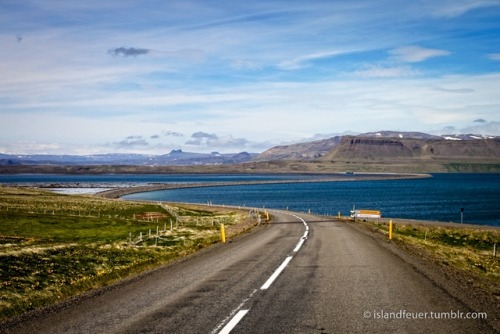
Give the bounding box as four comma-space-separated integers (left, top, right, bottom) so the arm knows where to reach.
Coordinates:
344, 219, 499, 332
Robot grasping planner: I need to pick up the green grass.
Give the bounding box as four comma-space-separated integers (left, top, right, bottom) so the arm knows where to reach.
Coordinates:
361, 220, 500, 288
0, 243, 179, 317
0, 213, 161, 243
0, 186, 252, 321
0, 187, 168, 241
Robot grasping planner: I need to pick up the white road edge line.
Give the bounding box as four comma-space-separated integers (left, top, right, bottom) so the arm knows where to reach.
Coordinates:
292, 214, 308, 252
260, 255, 294, 290
218, 309, 249, 334
293, 231, 308, 252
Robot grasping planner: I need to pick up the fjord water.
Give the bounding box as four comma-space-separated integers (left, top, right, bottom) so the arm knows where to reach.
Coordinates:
1, 173, 499, 226
123, 173, 500, 227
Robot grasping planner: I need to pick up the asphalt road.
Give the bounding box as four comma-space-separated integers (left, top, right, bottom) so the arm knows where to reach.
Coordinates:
4, 211, 495, 333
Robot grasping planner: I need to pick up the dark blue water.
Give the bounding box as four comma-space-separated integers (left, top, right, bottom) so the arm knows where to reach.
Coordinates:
1, 173, 499, 226
0, 173, 314, 184
122, 174, 500, 227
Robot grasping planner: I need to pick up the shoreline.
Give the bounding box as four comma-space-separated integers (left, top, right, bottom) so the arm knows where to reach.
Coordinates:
4, 173, 499, 227
93, 173, 430, 198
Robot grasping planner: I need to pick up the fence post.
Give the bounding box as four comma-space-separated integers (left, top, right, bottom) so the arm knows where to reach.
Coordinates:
155, 226, 159, 246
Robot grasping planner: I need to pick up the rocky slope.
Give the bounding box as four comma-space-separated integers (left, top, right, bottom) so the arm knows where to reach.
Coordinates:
254, 136, 342, 161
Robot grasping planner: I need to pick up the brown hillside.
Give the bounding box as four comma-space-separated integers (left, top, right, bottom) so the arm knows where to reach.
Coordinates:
322, 136, 500, 161
255, 136, 342, 161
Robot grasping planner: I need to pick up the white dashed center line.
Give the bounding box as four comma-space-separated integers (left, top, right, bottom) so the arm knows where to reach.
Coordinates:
215, 211, 309, 334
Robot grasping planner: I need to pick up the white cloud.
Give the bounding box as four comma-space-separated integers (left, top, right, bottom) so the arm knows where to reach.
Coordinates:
1, 1, 499, 155
114, 138, 149, 149
278, 49, 357, 70
353, 64, 420, 78
488, 53, 500, 61
162, 131, 184, 137
230, 59, 263, 70
185, 132, 249, 150
461, 121, 500, 135
434, 87, 475, 93
389, 45, 450, 63
426, 0, 500, 18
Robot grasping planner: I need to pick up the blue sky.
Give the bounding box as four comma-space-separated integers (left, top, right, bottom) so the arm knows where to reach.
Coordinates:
1, 0, 500, 154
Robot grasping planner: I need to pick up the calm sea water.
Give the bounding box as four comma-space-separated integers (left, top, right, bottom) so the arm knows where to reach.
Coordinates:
1, 173, 499, 226
122, 174, 500, 227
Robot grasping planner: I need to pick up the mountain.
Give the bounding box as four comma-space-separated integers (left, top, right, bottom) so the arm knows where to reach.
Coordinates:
254, 132, 500, 172
0, 150, 257, 166
358, 131, 442, 140
256, 132, 499, 161
255, 132, 443, 161
321, 135, 500, 161
360, 131, 497, 141
254, 136, 343, 161
2, 131, 499, 173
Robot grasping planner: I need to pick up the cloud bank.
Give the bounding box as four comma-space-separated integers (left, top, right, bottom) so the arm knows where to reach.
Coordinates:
0, 1, 499, 154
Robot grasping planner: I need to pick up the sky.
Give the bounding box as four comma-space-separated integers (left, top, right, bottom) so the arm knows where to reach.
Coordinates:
1, 0, 500, 155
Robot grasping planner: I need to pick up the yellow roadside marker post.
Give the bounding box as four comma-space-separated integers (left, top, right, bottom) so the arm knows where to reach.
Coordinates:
221, 223, 226, 243
389, 220, 393, 240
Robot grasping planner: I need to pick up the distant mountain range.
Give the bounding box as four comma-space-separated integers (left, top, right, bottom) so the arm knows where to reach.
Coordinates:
0, 150, 257, 166
1, 132, 499, 173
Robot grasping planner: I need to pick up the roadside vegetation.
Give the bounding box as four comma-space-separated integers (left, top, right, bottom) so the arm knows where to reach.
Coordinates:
361, 220, 500, 293
0, 186, 259, 321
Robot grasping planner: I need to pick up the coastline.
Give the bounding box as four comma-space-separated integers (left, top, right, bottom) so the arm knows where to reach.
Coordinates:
93, 173, 431, 199
4, 173, 499, 227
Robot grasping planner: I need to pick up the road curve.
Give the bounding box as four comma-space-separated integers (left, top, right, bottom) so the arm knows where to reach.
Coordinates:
2, 211, 496, 333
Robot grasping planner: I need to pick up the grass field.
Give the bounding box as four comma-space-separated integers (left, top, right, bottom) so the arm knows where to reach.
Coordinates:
361, 220, 500, 293
0, 186, 258, 321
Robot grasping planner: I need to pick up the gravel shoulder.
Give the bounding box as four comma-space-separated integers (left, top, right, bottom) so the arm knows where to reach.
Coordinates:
346, 219, 499, 331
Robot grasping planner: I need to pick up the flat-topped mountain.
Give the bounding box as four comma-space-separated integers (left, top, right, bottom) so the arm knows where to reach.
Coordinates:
255, 132, 499, 162
322, 135, 500, 161
252, 132, 499, 172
